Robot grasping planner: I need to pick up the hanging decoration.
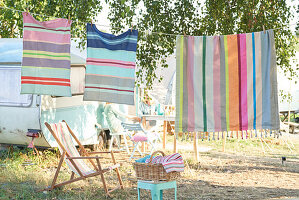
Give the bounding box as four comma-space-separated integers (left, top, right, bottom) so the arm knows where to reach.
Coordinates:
20, 12, 72, 96
83, 23, 138, 105
175, 30, 280, 134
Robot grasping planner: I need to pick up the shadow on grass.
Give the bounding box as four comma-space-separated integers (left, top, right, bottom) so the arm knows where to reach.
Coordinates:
0, 178, 138, 200
1, 176, 298, 200
186, 152, 299, 174
177, 178, 299, 200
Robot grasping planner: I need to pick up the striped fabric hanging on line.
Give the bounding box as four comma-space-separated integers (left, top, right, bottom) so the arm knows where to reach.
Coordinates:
21, 12, 72, 96
175, 30, 280, 133
83, 23, 138, 105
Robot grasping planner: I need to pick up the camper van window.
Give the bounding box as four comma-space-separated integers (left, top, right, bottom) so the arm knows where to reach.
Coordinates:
51, 65, 85, 98
0, 67, 33, 107
71, 65, 85, 95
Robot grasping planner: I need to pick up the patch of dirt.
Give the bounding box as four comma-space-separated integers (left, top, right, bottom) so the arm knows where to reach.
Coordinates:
177, 153, 299, 200
93, 150, 299, 199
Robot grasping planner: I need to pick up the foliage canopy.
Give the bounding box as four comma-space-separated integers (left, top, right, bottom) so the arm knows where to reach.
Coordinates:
107, 0, 298, 89
0, 0, 297, 90
0, 0, 102, 47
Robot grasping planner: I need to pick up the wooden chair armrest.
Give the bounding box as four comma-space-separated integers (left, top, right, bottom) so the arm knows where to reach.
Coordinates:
88, 151, 120, 154
66, 156, 105, 160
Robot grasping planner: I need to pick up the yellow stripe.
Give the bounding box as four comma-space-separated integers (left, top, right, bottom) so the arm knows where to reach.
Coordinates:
23, 54, 70, 60
23, 50, 70, 57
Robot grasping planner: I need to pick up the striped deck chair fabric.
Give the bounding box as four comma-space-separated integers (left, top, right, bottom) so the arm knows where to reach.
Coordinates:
51, 122, 94, 176
21, 12, 72, 96
83, 23, 138, 105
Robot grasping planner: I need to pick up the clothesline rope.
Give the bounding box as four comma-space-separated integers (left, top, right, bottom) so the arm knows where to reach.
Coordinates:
0, 5, 297, 37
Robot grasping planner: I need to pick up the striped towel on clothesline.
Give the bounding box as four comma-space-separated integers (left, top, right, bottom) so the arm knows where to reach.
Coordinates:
175, 30, 280, 133
83, 23, 138, 105
21, 12, 72, 96
145, 153, 184, 173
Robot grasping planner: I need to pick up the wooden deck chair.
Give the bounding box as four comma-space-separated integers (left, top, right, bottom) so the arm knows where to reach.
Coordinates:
44, 121, 123, 196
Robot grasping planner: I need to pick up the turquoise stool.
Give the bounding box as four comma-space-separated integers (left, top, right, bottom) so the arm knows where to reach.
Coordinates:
137, 180, 177, 200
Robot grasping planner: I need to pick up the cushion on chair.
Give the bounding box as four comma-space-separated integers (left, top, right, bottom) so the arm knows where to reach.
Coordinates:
131, 134, 148, 142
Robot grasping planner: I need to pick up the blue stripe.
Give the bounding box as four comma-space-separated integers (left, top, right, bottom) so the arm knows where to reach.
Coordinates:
87, 23, 138, 40
261, 31, 271, 128
85, 65, 135, 78
21, 84, 71, 96
21, 67, 70, 79
87, 38, 137, 51
87, 33, 137, 44
252, 32, 256, 129
87, 47, 137, 62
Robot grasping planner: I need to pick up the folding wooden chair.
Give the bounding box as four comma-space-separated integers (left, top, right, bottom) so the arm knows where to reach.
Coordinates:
108, 129, 132, 155
44, 120, 123, 196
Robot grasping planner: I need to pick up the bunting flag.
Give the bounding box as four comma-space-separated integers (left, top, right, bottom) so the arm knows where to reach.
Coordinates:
175, 30, 280, 133
21, 12, 72, 96
83, 23, 138, 105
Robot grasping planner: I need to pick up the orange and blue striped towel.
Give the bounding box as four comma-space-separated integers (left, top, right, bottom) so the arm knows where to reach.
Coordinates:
175, 30, 279, 133
21, 13, 72, 96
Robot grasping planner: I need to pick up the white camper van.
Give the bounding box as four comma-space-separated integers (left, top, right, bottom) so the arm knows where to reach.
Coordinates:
0, 39, 129, 148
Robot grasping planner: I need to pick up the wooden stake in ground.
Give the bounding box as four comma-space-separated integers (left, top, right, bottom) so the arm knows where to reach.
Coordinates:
260, 137, 266, 155
173, 133, 177, 153
222, 132, 226, 152
163, 120, 167, 149
193, 132, 198, 162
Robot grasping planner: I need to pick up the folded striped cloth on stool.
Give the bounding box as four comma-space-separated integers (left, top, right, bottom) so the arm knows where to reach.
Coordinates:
145, 153, 184, 173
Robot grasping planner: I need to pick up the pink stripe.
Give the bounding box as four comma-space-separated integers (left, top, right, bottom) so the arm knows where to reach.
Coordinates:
164, 167, 184, 170
87, 58, 135, 66
86, 73, 134, 79
213, 36, 221, 131
164, 153, 179, 161
163, 162, 184, 166
86, 61, 135, 69
187, 37, 195, 132
240, 34, 248, 130
23, 30, 70, 44
23, 12, 70, 28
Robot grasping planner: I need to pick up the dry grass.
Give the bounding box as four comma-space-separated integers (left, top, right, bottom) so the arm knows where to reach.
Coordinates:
0, 135, 299, 200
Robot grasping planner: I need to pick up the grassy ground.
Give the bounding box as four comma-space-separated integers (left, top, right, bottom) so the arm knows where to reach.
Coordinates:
0, 134, 299, 200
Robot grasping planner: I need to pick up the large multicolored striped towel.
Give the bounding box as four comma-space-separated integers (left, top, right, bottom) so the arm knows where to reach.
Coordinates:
21, 13, 71, 96
145, 153, 184, 173
176, 30, 280, 133
83, 23, 138, 105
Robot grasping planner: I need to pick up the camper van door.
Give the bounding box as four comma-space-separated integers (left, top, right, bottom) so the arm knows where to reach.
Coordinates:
0, 67, 49, 147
